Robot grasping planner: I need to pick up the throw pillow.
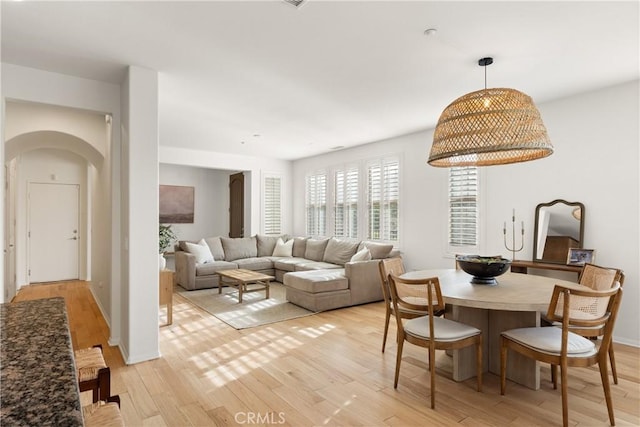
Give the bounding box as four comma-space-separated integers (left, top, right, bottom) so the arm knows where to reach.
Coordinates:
323, 238, 360, 266
292, 237, 308, 258
305, 238, 330, 262
272, 237, 294, 257
257, 235, 280, 257
221, 236, 257, 261
184, 240, 214, 264
350, 248, 372, 262
358, 241, 394, 260
204, 236, 225, 260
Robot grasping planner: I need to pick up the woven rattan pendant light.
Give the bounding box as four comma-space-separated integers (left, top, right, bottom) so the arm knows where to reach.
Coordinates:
428, 57, 553, 167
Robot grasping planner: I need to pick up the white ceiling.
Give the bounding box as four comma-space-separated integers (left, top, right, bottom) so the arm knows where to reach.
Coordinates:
2, 1, 638, 161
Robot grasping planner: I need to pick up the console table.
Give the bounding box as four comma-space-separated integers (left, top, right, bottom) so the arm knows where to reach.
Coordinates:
160, 269, 174, 326
1, 297, 84, 426
510, 260, 582, 276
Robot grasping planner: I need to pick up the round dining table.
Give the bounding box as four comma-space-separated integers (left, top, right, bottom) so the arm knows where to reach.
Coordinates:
400, 269, 586, 390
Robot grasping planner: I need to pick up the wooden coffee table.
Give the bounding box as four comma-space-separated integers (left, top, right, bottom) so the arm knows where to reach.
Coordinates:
217, 269, 273, 303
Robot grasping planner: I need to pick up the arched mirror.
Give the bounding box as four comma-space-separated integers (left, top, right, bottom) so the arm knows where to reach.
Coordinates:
533, 200, 585, 264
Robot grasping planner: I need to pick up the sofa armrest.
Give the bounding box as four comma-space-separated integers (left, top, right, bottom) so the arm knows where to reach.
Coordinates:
175, 251, 196, 290
344, 259, 384, 304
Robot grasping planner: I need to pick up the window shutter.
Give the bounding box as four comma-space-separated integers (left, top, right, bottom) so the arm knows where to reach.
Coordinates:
334, 167, 358, 238
305, 172, 327, 236
449, 166, 478, 247
263, 176, 281, 235
367, 158, 399, 242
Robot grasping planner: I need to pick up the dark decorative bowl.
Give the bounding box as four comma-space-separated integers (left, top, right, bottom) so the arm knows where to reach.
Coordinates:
456, 255, 512, 285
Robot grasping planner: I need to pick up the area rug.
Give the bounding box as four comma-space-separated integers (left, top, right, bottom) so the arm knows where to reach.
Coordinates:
176, 282, 314, 329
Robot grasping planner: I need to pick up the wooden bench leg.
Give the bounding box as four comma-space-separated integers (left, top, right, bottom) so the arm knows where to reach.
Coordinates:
97, 367, 111, 402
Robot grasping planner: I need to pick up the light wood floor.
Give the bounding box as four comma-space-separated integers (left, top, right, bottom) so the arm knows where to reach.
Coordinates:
13, 281, 640, 426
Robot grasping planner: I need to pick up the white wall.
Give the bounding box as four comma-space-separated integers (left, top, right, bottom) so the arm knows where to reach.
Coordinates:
159, 147, 293, 236
5, 102, 109, 157
292, 80, 640, 347
159, 164, 231, 242
120, 66, 160, 363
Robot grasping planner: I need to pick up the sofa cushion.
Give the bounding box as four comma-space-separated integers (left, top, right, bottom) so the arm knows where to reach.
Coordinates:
204, 237, 225, 261
351, 248, 372, 262
294, 261, 342, 271
284, 269, 348, 294
257, 235, 281, 257
178, 240, 196, 252
273, 257, 310, 272
195, 261, 238, 276
358, 241, 394, 259
221, 236, 257, 261
234, 257, 274, 271
292, 237, 308, 258
323, 238, 359, 266
184, 239, 214, 264
305, 238, 329, 261
272, 237, 293, 257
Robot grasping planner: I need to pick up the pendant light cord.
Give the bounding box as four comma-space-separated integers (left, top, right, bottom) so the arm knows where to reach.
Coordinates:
484, 65, 487, 90
478, 57, 493, 90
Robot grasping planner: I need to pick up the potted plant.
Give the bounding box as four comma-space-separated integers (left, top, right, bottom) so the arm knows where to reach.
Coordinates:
159, 224, 177, 270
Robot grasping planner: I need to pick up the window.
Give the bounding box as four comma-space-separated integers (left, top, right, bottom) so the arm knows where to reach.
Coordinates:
305, 172, 327, 236
449, 166, 478, 248
263, 175, 282, 235
334, 167, 359, 238
305, 156, 400, 243
367, 158, 399, 242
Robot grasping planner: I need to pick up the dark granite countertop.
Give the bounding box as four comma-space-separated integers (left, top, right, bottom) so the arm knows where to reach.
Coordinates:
1, 297, 84, 426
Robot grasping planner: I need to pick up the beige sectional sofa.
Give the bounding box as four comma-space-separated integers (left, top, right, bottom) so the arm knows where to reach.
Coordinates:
174, 235, 399, 312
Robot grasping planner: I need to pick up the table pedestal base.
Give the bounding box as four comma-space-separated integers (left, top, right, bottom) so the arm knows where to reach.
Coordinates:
448, 306, 540, 390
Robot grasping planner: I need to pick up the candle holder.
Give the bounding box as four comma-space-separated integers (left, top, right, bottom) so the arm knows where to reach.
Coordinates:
504, 209, 524, 261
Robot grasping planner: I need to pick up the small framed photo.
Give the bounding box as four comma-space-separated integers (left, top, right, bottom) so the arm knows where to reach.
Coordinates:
567, 248, 595, 266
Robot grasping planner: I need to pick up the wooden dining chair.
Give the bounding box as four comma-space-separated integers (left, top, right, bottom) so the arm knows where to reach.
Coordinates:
501, 282, 622, 427
541, 263, 624, 384
388, 274, 482, 409
83, 395, 124, 427
378, 258, 407, 352
75, 344, 111, 403
378, 259, 443, 353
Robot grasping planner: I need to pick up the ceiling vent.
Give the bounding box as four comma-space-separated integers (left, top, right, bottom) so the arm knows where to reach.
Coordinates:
283, 0, 306, 8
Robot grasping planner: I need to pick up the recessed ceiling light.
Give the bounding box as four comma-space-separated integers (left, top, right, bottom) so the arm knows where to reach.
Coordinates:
424, 28, 438, 37
330, 146, 345, 150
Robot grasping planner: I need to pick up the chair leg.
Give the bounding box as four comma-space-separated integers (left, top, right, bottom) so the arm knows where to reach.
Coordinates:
394, 338, 404, 389
598, 358, 616, 426
106, 395, 121, 407
609, 345, 618, 385
429, 345, 436, 409
382, 309, 391, 353
560, 362, 568, 427
91, 383, 99, 403
500, 338, 507, 395
551, 364, 558, 389
97, 367, 111, 402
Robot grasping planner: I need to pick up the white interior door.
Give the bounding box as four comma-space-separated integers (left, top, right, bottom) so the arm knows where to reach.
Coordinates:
28, 182, 80, 282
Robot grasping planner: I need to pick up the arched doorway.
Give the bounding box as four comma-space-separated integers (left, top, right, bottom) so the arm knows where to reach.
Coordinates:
4, 130, 105, 298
